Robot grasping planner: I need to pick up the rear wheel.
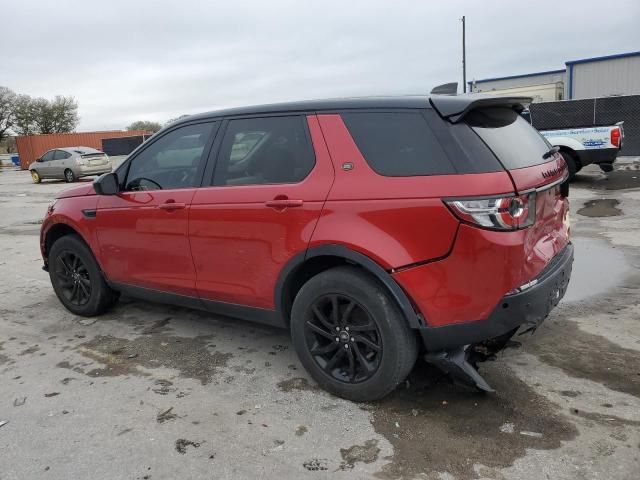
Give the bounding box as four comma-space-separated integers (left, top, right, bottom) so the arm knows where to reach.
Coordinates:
64, 169, 76, 183
560, 151, 578, 181
49, 235, 119, 316
31, 170, 41, 183
291, 266, 418, 401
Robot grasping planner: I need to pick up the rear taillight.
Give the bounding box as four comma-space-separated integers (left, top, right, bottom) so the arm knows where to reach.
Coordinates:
75, 158, 86, 166
611, 127, 621, 148
445, 192, 536, 231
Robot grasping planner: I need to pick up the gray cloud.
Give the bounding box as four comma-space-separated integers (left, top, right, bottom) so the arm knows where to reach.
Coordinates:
3, 0, 639, 130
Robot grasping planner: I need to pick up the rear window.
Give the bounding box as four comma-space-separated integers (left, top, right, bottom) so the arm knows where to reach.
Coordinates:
341, 112, 456, 176
466, 107, 550, 169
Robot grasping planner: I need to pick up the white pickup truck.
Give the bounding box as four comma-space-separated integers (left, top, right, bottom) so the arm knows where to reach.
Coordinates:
521, 111, 624, 180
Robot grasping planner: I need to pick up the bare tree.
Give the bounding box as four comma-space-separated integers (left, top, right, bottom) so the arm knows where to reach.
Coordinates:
11, 94, 36, 136
0, 86, 16, 145
8, 94, 79, 136
166, 114, 190, 125
127, 120, 162, 133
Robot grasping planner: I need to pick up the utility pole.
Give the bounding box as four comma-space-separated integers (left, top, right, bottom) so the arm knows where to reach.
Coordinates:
461, 16, 467, 93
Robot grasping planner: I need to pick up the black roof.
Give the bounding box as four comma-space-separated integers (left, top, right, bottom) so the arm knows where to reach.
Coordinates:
172, 94, 533, 126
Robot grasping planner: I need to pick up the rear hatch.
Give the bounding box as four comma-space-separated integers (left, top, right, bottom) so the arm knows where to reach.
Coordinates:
432, 96, 570, 281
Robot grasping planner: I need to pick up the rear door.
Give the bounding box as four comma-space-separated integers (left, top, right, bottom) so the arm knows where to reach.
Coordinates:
464, 106, 570, 277
95, 121, 217, 296
189, 114, 334, 310
53, 149, 72, 176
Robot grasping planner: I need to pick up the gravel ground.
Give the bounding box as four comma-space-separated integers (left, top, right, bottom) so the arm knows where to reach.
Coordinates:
0, 160, 639, 479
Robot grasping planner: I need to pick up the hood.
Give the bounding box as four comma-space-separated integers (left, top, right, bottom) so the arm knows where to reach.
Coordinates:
56, 182, 96, 199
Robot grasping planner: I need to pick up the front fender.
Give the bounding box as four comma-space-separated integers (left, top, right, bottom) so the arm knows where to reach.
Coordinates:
40, 196, 101, 267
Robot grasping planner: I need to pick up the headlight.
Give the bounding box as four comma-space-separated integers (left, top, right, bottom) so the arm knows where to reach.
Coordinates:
47, 199, 58, 216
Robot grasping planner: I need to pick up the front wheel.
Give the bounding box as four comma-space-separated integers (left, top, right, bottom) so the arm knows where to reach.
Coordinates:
64, 169, 76, 183
31, 170, 41, 183
49, 235, 119, 316
290, 266, 418, 401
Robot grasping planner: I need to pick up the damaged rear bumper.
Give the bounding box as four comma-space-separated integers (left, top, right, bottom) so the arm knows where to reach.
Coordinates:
420, 243, 574, 390
420, 243, 573, 352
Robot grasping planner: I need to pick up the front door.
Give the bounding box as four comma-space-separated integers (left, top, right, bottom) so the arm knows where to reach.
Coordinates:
95, 122, 217, 297
38, 150, 55, 177
189, 115, 334, 310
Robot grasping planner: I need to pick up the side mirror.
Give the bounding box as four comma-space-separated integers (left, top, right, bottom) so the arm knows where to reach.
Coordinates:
94, 172, 119, 195
36, 158, 43, 162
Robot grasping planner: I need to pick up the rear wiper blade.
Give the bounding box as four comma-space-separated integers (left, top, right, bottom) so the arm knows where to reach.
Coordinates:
542, 145, 560, 159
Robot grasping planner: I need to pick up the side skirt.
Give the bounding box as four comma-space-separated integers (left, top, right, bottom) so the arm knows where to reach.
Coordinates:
108, 281, 286, 329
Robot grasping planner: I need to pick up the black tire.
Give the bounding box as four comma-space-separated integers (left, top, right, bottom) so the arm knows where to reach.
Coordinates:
48, 235, 119, 316
31, 170, 41, 184
64, 169, 76, 183
560, 151, 578, 181
290, 266, 418, 401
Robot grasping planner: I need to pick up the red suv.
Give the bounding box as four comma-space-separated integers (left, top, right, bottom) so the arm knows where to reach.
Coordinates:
40, 95, 572, 401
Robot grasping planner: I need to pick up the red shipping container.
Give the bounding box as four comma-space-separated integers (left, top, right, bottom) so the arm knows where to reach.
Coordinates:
16, 130, 151, 169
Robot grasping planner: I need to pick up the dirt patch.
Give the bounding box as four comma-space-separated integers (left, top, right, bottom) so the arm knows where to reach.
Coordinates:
577, 199, 621, 217
369, 363, 577, 480
152, 379, 177, 395
303, 458, 328, 471
277, 377, 318, 392
18, 345, 40, 355
570, 408, 640, 428
527, 320, 640, 398
141, 317, 172, 335
340, 440, 380, 470
175, 439, 201, 454
0, 353, 10, 366
157, 407, 177, 424
295, 425, 308, 436
559, 390, 581, 398
75, 334, 232, 384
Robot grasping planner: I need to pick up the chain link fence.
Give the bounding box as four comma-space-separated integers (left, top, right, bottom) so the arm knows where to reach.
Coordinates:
529, 95, 640, 155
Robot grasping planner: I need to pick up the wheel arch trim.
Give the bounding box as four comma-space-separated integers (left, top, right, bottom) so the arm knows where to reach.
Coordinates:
275, 244, 425, 329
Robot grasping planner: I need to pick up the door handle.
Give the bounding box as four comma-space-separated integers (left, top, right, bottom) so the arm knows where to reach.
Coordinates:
265, 199, 304, 209
158, 201, 186, 211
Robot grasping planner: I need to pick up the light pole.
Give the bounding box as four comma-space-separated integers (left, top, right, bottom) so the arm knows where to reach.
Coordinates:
461, 16, 467, 93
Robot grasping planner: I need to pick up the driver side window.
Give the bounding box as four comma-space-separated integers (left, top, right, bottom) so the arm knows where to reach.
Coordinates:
124, 122, 215, 191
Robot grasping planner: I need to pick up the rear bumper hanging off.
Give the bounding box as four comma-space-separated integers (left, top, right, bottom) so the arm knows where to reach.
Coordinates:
420, 243, 573, 390
419, 243, 573, 352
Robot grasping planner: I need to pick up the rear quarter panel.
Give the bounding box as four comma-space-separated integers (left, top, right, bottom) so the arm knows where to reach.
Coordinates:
312, 114, 515, 269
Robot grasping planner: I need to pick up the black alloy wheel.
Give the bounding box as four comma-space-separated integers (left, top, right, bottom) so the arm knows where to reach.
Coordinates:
53, 251, 92, 306
304, 293, 382, 384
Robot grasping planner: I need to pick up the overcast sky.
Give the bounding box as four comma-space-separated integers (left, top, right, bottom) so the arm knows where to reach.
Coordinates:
3, 0, 639, 131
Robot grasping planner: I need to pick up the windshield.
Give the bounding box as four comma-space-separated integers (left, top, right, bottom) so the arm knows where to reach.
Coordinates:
466, 107, 551, 169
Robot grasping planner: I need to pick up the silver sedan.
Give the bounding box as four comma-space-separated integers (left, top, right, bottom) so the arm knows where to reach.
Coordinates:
29, 146, 112, 183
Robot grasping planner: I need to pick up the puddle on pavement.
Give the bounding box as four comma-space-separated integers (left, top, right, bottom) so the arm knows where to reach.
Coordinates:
369, 363, 577, 480
577, 199, 622, 217
66, 334, 233, 384
572, 168, 640, 190
527, 319, 640, 398
561, 237, 629, 304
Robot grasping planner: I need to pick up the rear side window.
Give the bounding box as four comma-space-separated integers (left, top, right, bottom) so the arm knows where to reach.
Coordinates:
213, 116, 315, 186
466, 107, 550, 169
341, 112, 455, 176
53, 150, 71, 160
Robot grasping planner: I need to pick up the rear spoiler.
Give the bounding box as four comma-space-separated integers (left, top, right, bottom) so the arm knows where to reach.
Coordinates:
430, 94, 532, 123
